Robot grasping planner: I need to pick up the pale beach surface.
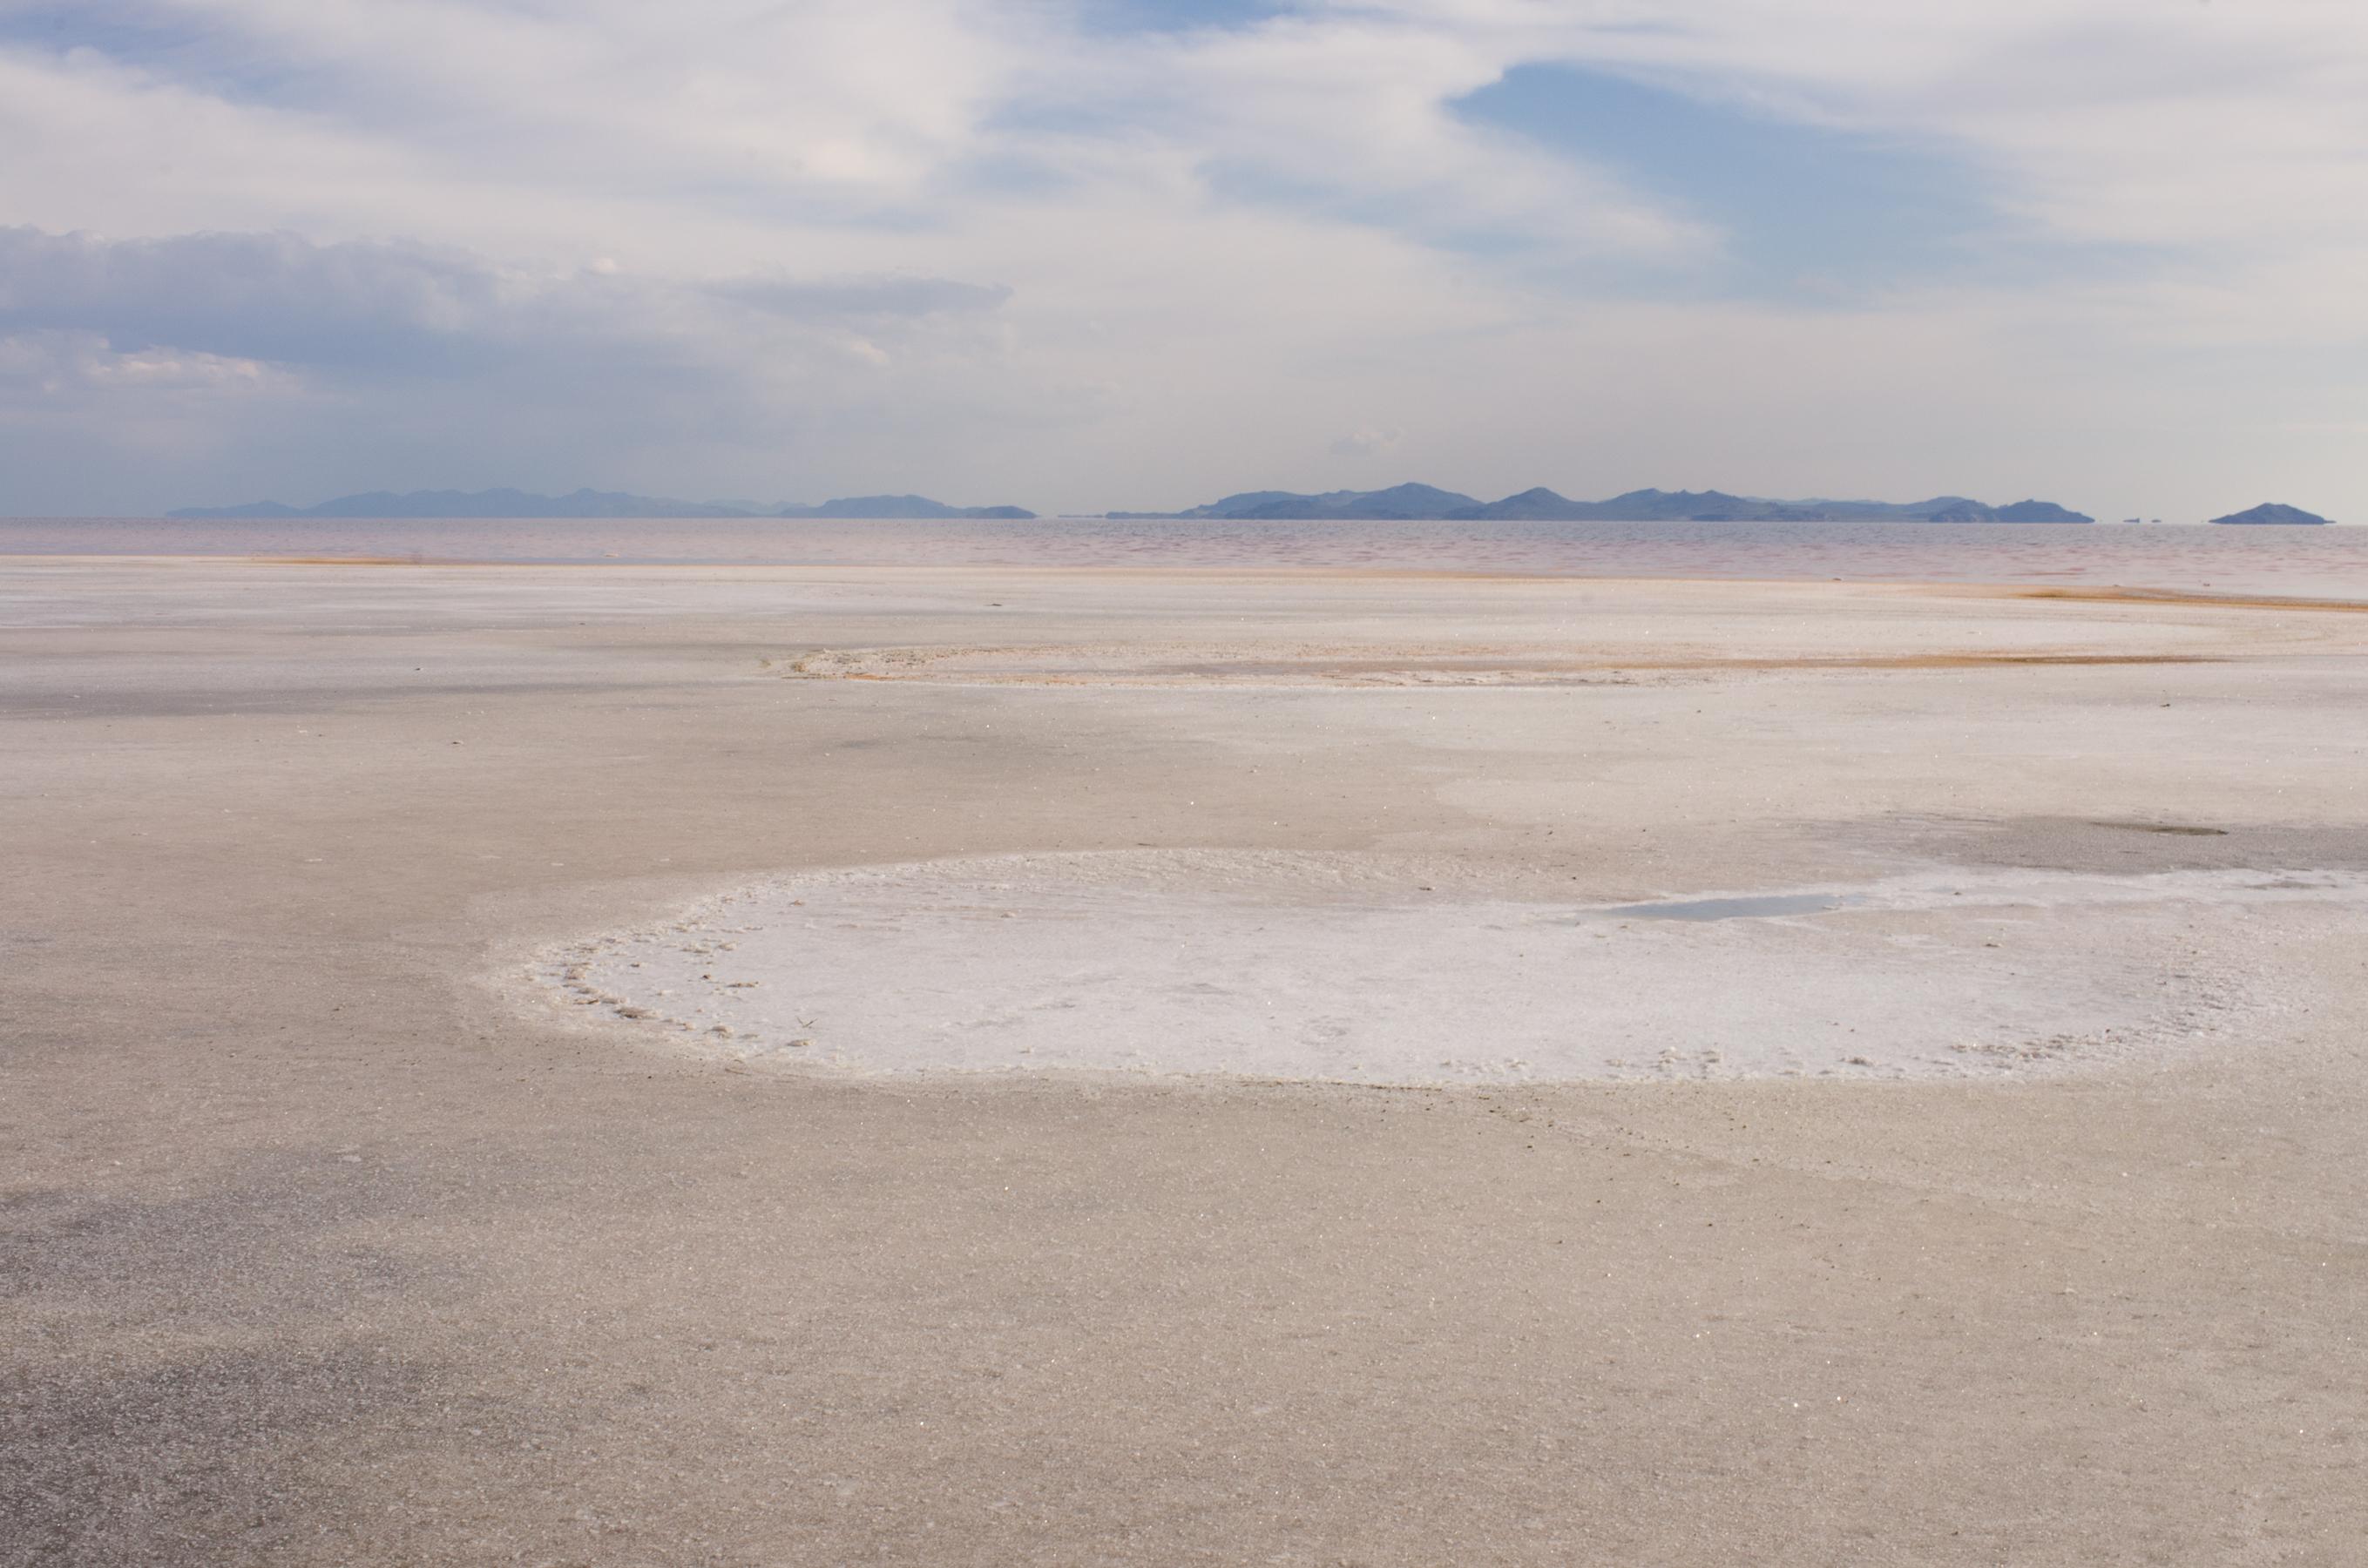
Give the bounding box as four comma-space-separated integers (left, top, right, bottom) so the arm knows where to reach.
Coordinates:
8, 551, 2368, 1564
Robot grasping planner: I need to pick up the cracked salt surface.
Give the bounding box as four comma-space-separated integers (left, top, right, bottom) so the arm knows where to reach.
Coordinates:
534, 851, 2368, 1085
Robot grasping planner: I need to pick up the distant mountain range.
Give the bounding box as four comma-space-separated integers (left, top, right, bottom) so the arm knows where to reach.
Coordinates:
166, 488, 1036, 520
165, 481, 2116, 525
2209, 503, 2331, 525
1108, 483, 2094, 523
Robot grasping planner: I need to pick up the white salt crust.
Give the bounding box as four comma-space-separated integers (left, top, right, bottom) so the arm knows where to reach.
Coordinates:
535, 850, 2367, 1085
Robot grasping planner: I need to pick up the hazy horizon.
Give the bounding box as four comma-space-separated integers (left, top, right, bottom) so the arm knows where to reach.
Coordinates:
16, 481, 2338, 526
4, 3, 2365, 521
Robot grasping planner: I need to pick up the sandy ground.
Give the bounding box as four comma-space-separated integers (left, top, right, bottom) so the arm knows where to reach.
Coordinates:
5, 558, 2367, 1565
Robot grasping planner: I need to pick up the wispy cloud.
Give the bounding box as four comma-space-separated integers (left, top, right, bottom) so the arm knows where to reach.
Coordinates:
0, 226, 1015, 372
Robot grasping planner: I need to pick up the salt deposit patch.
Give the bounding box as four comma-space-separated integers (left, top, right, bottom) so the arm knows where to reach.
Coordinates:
533, 851, 2367, 1084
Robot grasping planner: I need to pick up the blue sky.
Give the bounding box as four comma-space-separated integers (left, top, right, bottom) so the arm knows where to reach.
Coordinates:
1452, 64, 1999, 298
0, 0, 2362, 517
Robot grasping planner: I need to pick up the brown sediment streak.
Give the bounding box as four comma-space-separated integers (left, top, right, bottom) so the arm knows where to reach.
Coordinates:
2012, 586, 2368, 612
1794, 652, 2218, 668
1171, 653, 2222, 672
785, 647, 2223, 686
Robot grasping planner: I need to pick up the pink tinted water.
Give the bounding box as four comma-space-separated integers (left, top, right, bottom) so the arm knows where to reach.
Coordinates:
4, 516, 2365, 597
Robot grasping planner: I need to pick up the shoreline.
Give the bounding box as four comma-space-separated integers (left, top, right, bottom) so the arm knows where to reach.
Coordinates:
1, 550, 2365, 612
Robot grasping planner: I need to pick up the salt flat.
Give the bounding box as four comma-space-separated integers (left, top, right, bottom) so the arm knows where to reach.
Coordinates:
6, 557, 2367, 1565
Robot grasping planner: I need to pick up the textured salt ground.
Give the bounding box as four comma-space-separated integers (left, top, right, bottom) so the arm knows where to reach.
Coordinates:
15, 558, 2368, 1565
774, 593, 2366, 687
535, 850, 2367, 1084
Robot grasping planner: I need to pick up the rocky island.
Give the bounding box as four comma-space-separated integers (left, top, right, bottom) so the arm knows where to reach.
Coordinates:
2209, 503, 2332, 525
1112, 484, 2094, 523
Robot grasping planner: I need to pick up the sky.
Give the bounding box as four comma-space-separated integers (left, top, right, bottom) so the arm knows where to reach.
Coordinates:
1, 0, 2364, 519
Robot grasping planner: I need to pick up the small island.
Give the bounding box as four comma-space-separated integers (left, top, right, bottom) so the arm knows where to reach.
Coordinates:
2209, 503, 2333, 526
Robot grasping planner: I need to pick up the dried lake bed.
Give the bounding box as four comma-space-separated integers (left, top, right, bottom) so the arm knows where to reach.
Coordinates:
9, 554, 2368, 1565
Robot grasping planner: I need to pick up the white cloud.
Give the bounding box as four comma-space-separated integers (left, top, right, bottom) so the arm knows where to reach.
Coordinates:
0, 327, 290, 400
1331, 427, 1403, 456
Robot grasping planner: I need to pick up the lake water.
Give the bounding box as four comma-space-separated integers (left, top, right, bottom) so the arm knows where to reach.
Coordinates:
4, 515, 2364, 597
